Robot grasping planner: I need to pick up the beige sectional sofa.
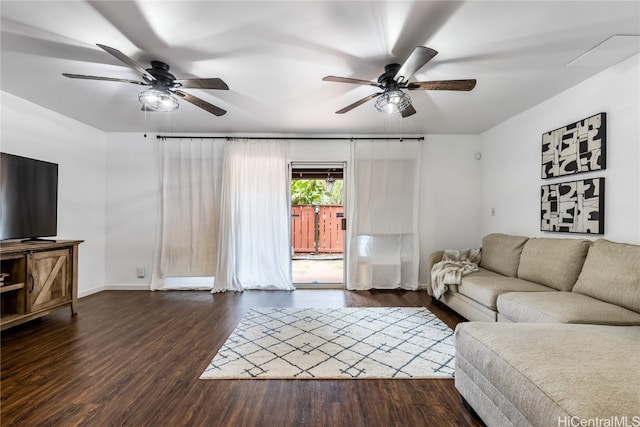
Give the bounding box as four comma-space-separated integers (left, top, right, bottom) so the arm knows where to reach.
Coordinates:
428, 234, 640, 325
429, 234, 640, 427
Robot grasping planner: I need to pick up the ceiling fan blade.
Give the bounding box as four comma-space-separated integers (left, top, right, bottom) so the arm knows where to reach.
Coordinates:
401, 104, 417, 118
407, 79, 477, 91
96, 44, 156, 83
173, 90, 226, 116
393, 46, 438, 83
174, 78, 229, 90
62, 73, 147, 85
335, 93, 382, 114
323, 76, 380, 87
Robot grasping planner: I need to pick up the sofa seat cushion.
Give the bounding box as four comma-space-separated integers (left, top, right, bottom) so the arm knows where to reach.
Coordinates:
479, 233, 529, 277
572, 239, 640, 313
458, 276, 552, 310
497, 291, 640, 325
446, 268, 503, 294
468, 267, 504, 278
517, 237, 591, 291
454, 323, 640, 425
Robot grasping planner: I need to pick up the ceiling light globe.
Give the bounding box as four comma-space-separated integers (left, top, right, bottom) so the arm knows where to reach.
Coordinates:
139, 88, 179, 112
375, 90, 411, 114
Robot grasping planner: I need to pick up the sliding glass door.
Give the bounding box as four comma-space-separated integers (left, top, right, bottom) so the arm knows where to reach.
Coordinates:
289, 162, 346, 287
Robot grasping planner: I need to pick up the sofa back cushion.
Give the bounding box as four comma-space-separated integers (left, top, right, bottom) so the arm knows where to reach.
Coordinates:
517, 237, 592, 291
479, 233, 529, 277
572, 239, 640, 313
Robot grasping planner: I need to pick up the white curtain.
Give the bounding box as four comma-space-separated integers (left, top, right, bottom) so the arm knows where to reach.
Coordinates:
151, 139, 224, 290
346, 139, 422, 290
213, 140, 294, 292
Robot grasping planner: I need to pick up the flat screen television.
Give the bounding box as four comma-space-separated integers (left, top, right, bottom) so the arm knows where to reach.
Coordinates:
0, 153, 58, 241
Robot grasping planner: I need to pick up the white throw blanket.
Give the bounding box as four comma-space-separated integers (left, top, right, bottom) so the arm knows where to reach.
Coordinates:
430, 248, 482, 300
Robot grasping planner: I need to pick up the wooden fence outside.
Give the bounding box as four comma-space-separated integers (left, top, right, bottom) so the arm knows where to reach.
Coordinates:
291, 205, 344, 254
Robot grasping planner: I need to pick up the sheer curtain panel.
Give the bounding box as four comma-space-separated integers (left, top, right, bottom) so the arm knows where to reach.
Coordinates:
151, 139, 224, 290
213, 140, 294, 292
346, 139, 422, 290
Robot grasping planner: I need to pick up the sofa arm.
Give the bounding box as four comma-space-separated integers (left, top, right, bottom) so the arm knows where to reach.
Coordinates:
425, 250, 445, 296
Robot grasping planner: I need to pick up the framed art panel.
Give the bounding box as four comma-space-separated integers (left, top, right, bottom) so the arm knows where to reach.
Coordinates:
541, 112, 606, 179
541, 177, 604, 234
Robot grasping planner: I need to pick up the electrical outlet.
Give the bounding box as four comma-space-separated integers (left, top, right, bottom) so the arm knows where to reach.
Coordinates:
136, 266, 146, 278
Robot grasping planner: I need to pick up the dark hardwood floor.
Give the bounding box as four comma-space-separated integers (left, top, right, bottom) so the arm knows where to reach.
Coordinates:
1, 290, 483, 427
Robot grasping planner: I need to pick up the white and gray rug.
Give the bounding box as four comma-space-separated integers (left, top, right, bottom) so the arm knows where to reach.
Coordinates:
200, 307, 455, 379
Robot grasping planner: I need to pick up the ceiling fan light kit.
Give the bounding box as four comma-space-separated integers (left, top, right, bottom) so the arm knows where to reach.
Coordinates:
375, 90, 411, 114
138, 88, 179, 112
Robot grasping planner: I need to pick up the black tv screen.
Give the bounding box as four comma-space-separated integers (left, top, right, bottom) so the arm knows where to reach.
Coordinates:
0, 153, 58, 241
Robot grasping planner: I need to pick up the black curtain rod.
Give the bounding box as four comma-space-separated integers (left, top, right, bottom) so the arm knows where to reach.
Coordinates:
156, 135, 424, 141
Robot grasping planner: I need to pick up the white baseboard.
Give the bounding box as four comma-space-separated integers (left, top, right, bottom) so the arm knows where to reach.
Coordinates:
79, 285, 106, 298
78, 284, 150, 298
104, 284, 151, 291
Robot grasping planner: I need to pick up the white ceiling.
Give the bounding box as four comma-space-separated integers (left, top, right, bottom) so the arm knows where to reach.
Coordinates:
1, 1, 639, 135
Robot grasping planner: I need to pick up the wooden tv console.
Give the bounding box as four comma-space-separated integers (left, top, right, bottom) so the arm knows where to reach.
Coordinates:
0, 240, 82, 331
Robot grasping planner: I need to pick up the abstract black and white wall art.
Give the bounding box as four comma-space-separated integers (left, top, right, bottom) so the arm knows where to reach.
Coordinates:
541, 178, 604, 234
541, 113, 606, 179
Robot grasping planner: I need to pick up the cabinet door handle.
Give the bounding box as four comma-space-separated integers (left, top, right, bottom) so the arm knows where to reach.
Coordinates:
30, 274, 35, 292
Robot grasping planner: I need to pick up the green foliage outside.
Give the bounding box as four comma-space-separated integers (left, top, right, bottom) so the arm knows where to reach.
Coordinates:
291, 179, 343, 205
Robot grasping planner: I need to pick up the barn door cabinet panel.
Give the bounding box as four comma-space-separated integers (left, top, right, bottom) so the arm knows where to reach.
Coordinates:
0, 240, 82, 331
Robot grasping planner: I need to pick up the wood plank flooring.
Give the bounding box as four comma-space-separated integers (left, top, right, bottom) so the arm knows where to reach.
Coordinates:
1, 290, 484, 427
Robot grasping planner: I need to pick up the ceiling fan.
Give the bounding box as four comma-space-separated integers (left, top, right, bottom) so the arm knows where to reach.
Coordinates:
63, 44, 228, 116
323, 46, 476, 118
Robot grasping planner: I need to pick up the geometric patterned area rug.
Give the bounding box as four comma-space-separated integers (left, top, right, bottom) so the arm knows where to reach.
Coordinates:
200, 307, 455, 379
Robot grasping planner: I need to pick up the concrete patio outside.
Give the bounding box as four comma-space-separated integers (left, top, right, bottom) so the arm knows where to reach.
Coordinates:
292, 255, 343, 285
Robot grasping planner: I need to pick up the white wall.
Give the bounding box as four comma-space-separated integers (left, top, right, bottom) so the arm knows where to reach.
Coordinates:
419, 135, 483, 284
104, 133, 159, 287
287, 140, 350, 163
480, 54, 640, 244
0, 91, 107, 296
